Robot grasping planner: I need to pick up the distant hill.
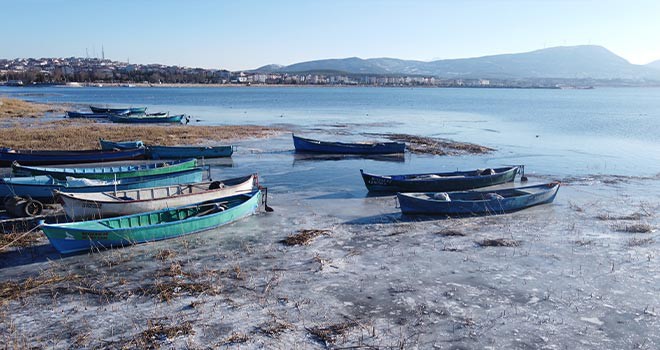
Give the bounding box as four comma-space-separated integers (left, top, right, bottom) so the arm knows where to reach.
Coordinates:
647, 60, 660, 71
257, 45, 660, 80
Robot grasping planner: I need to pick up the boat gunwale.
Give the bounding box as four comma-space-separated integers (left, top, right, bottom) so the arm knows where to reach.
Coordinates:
360, 166, 519, 181
397, 182, 560, 204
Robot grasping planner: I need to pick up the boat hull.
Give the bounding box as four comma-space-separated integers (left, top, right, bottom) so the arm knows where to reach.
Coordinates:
90, 106, 145, 114
12, 158, 197, 180
397, 183, 560, 215
293, 134, 405, 154
0, 148, 146, 166
99, 139, 144, 150
66, 111, 111, 118
0, 168, 204, 204
58, 174, 255, 220
108, 114, 184, 123
42, 190, 262, 254
147, 145, 233, 159
361, 166, 519, 192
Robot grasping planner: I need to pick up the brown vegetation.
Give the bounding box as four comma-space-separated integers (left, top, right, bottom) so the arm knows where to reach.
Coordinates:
0, 98, 65, 118
282, 229, 331, 246
0, 122, 282, 150
476, 238, 521, 247
307, 321, 358, 346
365, 132, 494, 155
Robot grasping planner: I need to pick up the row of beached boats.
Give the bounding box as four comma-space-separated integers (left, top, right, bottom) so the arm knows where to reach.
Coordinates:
65, 105, 189, 124
292, 134, 560, 215
0, 132, 559, 255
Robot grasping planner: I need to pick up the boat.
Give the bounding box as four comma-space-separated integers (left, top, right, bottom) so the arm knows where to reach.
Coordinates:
100, 139, 233, 159
0, 168, 205, 204
99, 139, 144, 150
12, 158, 197, 180
0, 147, 146, 166
397, 182, 560, 215
129, 112, 169, 117
361, 166, 520, 192
292, 134, 405, 154
56, 174, 256, 220
41, 189, 262, 254
108, 113, 185, 124
90, 106, 147, 114
66, 111, 114, 118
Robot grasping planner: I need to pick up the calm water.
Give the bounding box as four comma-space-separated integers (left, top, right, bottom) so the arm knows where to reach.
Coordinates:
1, 86, 659, 177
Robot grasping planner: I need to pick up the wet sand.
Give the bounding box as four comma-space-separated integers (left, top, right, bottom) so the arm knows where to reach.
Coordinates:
0, 100, 658, 348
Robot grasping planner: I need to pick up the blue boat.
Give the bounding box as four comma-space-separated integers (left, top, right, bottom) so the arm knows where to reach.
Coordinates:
100, 139, 233, 159
90, 106, 146, 114
0, 168, 205, 204
397, 182, 560, 215
41, 190, 261, 254
99, 139, 144, 150
361, 166, 520, 192
293, 134, 405, 154
0, 147, 146, 166
66, 111, 114, 119
108, 113, 185, 124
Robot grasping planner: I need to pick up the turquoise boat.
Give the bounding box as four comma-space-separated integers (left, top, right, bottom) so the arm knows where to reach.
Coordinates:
90, 106, 146, 114
108, 113, 185, 124
41, 189, 262, 254
12, 158, 197, 180
0, 168, 205, 204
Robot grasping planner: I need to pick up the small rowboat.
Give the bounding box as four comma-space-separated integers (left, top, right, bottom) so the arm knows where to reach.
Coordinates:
100, 139, 233, 159
0, 147, 146, 166
361, 166, 520, 192
66, 111, 113, 118
41, 189, 262, 254
12, 158, 197, 180
292, 134, 405, 154
0, 168, 205, 204
108, 113, 185, 124
397, 182, 560, 215
90, 106, 146, 114
56, 174, 256, 220
99, 139, 144, 150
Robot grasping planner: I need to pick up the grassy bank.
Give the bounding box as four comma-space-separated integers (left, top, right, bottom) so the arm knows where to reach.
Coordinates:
0, 98, 66, 118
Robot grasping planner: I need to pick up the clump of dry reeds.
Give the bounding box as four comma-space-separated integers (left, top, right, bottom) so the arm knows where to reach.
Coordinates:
435, 229, 467, 237
0, 271, 81, 304
307, 321, 357, 346
365, 133, 493, 155
476, 238, 521, 247
126, 320, 195, 349
141, 261, 221, 302
0, 98, 65, 118
627, 237, 654, 247
0, 231, 43, 251
282, 229, 330, 246
0, 122, 283, 150
223, 332, 249, 345
154, 249, 177, 261
259, 320, 294, 337
615, 223, 654, 233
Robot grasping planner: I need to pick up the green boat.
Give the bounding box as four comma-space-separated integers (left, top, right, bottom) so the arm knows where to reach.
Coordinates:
12, 159, 197, 180
41, 189, 262, 254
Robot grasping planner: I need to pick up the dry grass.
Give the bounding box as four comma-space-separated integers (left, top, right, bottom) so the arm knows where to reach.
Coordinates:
476, 238, 521, 247
154, 249, 177, 261
596, 212, 644, 221
0, 231, 43, 251
627, 237, 654, 247
0, 272, 81, 305
259, 320, 294, 337
365, 132, 493, 155
307, 321, 357, 346
282, 229, 331, 246
0, 122, 282, 150
223, 332, 250, 345
615, 223, 654, 233
435, 229, 467, 237
0, 98, 65, 118
126, 320, 195, 349
141, 262, 221, 302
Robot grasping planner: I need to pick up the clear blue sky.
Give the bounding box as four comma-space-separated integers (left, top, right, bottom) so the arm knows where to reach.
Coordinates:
2, 0, 658, 70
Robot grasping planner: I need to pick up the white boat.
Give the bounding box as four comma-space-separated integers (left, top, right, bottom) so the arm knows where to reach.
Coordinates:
55, 174, 256, 220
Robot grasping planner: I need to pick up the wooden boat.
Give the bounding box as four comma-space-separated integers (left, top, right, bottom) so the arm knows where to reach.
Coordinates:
56, 174, 256, 220
99, 139, 144, 150
100, 139, 233, 159
147, 145, 233, 159
361, 166, 520, 192
397, 182, 560, 215
41, 189, 262, 254
108, 113, 184, 124
292, 134, 405, 154
90, 106, 146, 114
130, 112, 169, 117
0, 147, 146, 166
0, 168, 204, 204
12, 158, 197, 180
66, 111, 112, 118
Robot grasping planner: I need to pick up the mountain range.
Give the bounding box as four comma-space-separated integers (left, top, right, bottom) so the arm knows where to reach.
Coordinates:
254, 45, 660, 81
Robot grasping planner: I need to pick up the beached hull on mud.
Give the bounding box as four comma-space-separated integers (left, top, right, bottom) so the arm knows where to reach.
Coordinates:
108, 114, 184, 124
0, 148, 146, 166
398, 182, 560, 215
42, 190, 262, 254
89, 106, 145, 114
361, 166, 519, 192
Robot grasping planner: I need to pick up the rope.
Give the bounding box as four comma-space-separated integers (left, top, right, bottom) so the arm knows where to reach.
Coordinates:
0, 223, 43, 251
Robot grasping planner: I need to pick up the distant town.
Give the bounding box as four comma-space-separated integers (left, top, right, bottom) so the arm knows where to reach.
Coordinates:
0, 56, 616, 89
